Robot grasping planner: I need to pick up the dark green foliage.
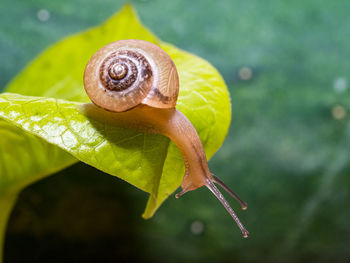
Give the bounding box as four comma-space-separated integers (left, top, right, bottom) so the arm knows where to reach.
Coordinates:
1, 0, 350, 262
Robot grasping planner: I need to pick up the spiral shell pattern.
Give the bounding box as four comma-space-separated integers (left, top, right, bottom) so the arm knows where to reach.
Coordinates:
84, 40, 179, 112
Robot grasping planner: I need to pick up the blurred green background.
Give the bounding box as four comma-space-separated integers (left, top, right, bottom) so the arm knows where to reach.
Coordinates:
1, 0, 350, 262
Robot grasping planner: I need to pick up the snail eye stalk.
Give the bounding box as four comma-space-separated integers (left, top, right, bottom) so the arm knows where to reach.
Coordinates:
176, 175, 249, 238
212, 174, 247, 210
205, 178, 249, 238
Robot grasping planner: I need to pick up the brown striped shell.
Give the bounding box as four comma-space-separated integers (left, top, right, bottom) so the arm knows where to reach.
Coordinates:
84, 39, 179, 112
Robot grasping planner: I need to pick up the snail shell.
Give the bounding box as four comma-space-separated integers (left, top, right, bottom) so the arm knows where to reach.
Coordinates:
84, 39, 179, 112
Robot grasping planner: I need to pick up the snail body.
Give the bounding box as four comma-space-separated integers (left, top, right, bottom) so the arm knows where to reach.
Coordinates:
83, 39, 249, 237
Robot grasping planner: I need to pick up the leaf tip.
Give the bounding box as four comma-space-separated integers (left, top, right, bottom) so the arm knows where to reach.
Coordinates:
107, 2, 139, 26
120, 2, 136, 15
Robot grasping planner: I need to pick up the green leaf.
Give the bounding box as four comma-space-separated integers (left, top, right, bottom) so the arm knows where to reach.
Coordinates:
0, 119, 75, 193
1, 4, 231, 218
0, 93, 171, 200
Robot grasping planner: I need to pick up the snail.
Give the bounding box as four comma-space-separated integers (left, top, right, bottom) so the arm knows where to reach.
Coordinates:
83, 39, 249, 238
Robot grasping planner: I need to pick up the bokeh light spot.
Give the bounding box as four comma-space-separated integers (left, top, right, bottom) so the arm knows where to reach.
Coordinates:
333, 77, 347, 93
332, 105, 346, 120
190, 220, 204, 235
37, 9, 50, 22
239, 66, 252, 81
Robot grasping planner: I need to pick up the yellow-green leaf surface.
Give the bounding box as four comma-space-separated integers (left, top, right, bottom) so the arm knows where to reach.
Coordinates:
1, 5, 231, 218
